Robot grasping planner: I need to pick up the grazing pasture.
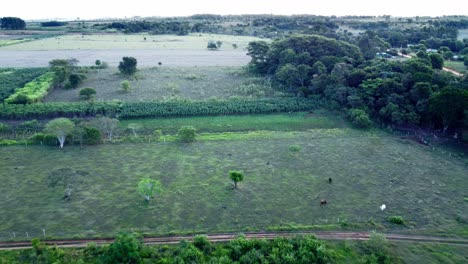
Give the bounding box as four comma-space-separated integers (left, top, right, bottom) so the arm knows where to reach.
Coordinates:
44, 67, 275, 102
0, 123, 466, 240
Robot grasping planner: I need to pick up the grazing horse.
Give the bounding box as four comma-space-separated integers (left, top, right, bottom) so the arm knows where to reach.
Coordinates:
328, 177, 332, 183
320, 199, 327, 206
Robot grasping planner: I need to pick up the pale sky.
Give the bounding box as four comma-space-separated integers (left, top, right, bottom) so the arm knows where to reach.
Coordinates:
1, 0, 467, 20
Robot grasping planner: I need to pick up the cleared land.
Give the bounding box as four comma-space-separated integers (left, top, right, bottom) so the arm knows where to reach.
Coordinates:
0, 34, 261, 68
0, 117, 466, 240
45, 67, 274, 102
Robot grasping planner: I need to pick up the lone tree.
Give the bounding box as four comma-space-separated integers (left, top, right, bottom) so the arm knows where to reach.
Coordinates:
91, 117, 119, 141
118, 57, 137, 75
138, 178, 162, 201
44, 118, 75, 149
79, 87, 96, 100
207, 41, 218, 50
229, 171, 244, 189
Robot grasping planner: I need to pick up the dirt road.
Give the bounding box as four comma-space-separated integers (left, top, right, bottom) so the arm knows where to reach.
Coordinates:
1, 231, 467, 251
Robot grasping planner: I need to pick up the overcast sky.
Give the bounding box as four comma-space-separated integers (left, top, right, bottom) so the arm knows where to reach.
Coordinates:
1, 0, 467, 20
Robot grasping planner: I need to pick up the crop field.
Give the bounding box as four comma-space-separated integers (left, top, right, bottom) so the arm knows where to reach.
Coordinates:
0, 122, 467, 240
0, 34, 261, 68
45, 67, 275, 102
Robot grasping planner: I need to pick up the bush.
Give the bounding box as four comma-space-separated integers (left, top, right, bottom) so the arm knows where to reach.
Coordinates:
348, 108, 372, 129
288, 144, 301, 152
120, 80, 132, 93
30, 132, 58, 146
388, 215, 404, 225
79, 88, 96, 100
18, 119, 39, 131
177, 126, 197, 142
207, 41, 218, 50
152, 129, 163, 141
118, 57, 137, 75
67, 73, 86, 89
83, 126, 101, 145
10, 94, 30, 104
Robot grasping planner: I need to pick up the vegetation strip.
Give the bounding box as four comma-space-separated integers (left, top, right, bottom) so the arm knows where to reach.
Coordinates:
0, 97, 324, 119
1, 231, 467, 250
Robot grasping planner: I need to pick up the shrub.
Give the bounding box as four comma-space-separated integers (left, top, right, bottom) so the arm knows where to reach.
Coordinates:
388, 215, 404, 225
207, 41, 218, 50
153, 129, 163, 141
348, 108, 372, 129
10, 94, 30, 104
18, 119, 39, 131
288, 144, 301, 152
83, 126, 101, 145
118, 57, 137, 75
30, 132, 58, 146
177, 126, 197, 142
120, 80, 132, 93
67, 73, 86, 89
79, 88, 96, 100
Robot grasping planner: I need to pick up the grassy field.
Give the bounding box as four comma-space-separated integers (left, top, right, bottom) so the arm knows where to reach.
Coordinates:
0, 121, 467, 240
45, 66, 276, 102
0, 33, 263, 51
445, 60, 467, 74
119, 112, 344, 134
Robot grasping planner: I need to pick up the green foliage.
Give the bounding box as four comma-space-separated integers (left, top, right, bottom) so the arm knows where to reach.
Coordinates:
67, 73, 86, 89
348, 109, 372, 129
0, 68, 48, 102
429, 53, 444, 69
361, 232, 394, 263
0, 17, 26, 30
429, 88, 468, 130
104, 232, 141, 264
389, 215, 405, 225
118, 57, 137, 75
79, 87, 96, 100
44, 118, 75, 148
0, 122, 9, 133
229, 170, 244, 188
137, 178, 162, 201
177, 126, 197, 142
4, 72, 55, 104
0, 98, 325, 119
288, 144, 301, 152
120, 80, 132, 92
83, 126, 102, 145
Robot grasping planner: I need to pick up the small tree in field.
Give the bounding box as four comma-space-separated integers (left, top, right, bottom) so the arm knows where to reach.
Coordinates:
207, 41, 218, 50
79, 87, 96, 100
44, 118, 75, 148
138, 178, 162, 201
120, 80, 132, 93
177, 126, 197, 142
118, 57, 137, 75
229, 171, 244, 189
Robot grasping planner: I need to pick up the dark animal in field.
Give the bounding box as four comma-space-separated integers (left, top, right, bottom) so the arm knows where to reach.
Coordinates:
328, 177, 332, 183
320, 199, 327, 205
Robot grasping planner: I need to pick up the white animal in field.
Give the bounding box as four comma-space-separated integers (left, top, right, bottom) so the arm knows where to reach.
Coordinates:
380, 204, 386, 211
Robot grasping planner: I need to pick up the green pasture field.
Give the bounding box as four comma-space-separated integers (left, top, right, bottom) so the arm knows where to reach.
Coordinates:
0, 123, 466, 240
0, 33, 264, 51
44, 67, 275, 102
444, 60, 467, 74
119, 112, 343, 134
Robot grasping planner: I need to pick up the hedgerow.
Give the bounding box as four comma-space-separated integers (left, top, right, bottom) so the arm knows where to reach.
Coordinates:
4, 72, 55, 104
0, 68, 48, 102
0, 97, 325, 119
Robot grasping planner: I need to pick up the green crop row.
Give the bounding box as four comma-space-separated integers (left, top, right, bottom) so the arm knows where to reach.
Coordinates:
0, 97, 325, 119
4, 72, 55, 104
0, 68, 49, 102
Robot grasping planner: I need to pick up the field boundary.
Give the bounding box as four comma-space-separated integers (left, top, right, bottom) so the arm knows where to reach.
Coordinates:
1, 231, 468, 250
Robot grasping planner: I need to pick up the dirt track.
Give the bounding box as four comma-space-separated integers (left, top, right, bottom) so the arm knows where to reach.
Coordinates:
0, 49, 250, 68
1, 231, 467, 251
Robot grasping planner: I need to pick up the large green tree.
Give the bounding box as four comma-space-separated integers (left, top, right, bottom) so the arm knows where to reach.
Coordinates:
118, 57, 138, 75
0, 17, 26, 30
429, 88, 468, 132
